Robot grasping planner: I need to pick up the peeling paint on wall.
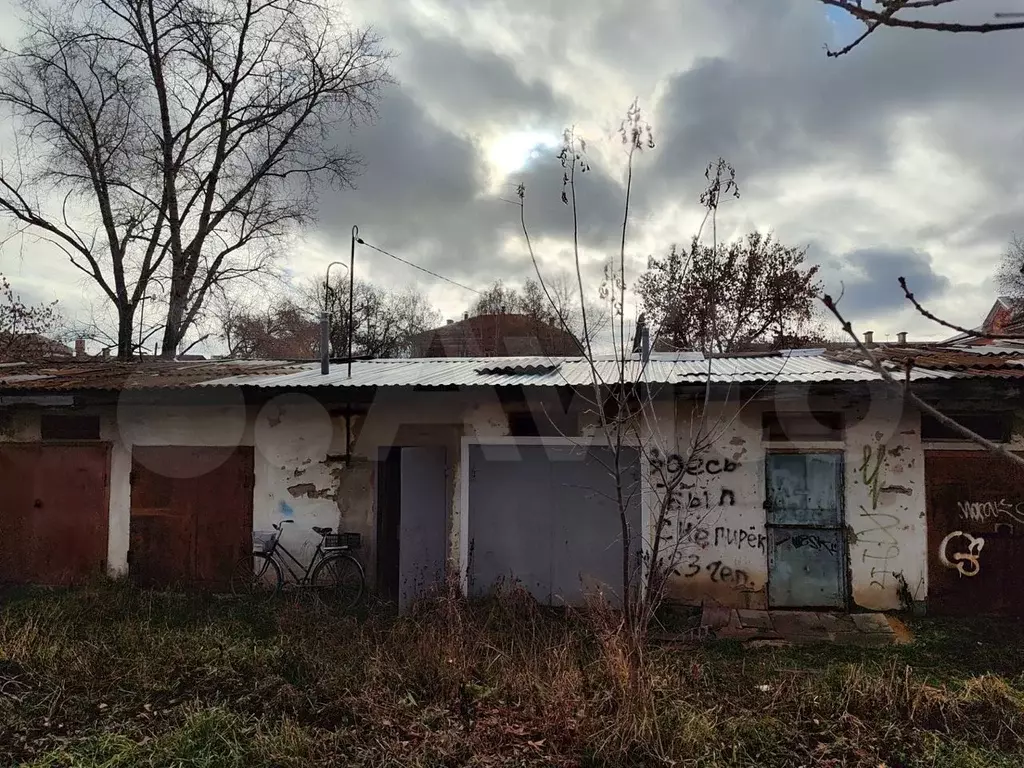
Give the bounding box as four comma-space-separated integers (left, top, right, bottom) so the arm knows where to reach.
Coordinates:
287, 482, 335, 500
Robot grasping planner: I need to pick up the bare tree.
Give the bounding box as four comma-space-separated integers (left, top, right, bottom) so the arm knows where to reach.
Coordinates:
996, 234, 1024, 301
0, 0, 391, 359
820, 0, 1024, 57
637, 231, 822, 354
310, 277, 440, 359
471, 280, 524, 316
220, 298, 317, 359
513, 105, 761, 644
470, 274, 608, 348
0, 273, 64, 361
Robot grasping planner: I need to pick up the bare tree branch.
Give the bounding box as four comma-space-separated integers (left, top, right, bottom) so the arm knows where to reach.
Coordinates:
823, 291, 1024, 469
899, 275, 1024, 340
820, 0, 1024, 56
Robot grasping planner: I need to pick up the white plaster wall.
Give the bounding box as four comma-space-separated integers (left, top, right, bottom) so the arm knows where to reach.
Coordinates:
845, 403, 926, 610
352, 387, 510, 573
652, 394, 927, 611
656, 399, 771, 609
0, 385, 929, 610
251, 394, 347, 569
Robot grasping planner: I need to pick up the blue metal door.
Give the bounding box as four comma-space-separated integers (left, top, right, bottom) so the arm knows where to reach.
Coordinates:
766, 453, 846, 608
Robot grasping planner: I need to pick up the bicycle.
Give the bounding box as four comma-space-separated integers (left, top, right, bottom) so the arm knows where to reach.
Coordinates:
230, 520, 365, 609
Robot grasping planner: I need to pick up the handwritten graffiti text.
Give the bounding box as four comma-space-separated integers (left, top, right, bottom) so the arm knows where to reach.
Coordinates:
776, 532, 838, 555
958, 499, 1024, 525
680, 522, 766, 551
678, 554, 753, 588
860, 444, 885, 510
650, 449, 739, 490
667, 488, 737, 512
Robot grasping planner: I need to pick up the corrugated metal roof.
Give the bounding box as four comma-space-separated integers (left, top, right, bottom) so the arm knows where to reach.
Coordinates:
0, 350, 983, 392
204, 353, 944, 388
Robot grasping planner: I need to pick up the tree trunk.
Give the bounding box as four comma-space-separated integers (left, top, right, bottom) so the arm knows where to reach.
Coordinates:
116, 306, 135, 361
160, 279, 188, 358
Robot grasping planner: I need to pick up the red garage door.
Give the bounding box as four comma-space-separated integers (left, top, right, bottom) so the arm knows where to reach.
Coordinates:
926, 451, 1024, 616
0, 444, 110, 585
129, 446, 253, 590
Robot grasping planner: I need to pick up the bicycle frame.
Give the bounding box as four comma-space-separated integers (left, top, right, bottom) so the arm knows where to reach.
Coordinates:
265, 536, 327, 584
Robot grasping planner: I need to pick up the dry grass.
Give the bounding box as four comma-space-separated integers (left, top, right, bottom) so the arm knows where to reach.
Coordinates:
1, 582, 1023, 767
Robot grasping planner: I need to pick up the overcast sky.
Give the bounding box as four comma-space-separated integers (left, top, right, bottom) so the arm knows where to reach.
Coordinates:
2, 0, 1022, 349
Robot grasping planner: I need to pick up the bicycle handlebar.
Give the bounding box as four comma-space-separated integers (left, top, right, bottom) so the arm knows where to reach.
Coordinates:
272, 520, 296, 531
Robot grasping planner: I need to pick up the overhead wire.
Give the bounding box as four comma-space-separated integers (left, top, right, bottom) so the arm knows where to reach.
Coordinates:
356, 238, 483, 295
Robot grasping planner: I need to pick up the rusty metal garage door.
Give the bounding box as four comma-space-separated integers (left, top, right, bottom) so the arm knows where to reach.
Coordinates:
0, 444, 110, 585
926, 451, 1024, 616
129, 446, 253, 590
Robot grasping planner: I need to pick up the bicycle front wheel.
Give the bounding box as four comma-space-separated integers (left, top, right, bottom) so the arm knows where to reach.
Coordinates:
310, 554, 364, 610
231, 552, 283, 599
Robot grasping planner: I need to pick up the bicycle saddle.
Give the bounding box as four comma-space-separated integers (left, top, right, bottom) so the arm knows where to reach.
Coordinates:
312, 526, 333, 536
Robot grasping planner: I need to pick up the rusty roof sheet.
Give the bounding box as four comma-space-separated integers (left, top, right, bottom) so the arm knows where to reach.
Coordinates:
826, 346, 1024, 378
0, 359, 305, 392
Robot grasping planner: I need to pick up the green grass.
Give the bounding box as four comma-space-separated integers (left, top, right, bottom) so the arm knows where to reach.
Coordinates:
1, 583, 1023, 767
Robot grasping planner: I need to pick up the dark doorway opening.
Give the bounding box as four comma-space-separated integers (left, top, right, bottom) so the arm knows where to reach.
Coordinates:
375, 445, 448, 608
376, 447, 402, 602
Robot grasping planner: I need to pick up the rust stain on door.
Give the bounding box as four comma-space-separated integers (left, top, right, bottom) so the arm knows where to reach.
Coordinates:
0, 444, 110, 585
926, 451, 1024, 616
129, 446, 253, 590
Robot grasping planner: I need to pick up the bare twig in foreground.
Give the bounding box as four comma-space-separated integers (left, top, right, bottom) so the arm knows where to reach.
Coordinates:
822, 293, 1024, 469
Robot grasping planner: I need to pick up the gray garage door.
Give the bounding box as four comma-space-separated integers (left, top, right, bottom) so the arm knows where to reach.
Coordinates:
467, 443, 642, 605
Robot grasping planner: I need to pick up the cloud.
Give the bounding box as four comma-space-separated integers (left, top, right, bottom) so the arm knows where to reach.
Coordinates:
389, 24, 565, 129
311, 81, 629, 292
645, 1, 1024, 200
817, 245, 950, 318
2, 0, 1024, 348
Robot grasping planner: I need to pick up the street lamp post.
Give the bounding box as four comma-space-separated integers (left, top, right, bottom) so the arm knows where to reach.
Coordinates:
320, 225, 362, 378
349, 225, 361, 379
323, 260, 348, 375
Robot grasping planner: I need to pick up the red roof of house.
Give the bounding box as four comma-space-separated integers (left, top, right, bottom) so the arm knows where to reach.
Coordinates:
410, 314, 581, 357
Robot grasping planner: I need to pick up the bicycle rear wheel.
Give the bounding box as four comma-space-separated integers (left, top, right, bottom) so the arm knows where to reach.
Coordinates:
231, 552, 283, 599
310, 553, 364, 610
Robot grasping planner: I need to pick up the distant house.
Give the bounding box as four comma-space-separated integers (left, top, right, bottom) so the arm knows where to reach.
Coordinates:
410, 313, 580, 357
944, 296, 1024, 346
0, 333, 73, 362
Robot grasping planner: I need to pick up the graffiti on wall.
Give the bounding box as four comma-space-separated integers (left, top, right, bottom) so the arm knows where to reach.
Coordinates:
860, 444, 886, 510
938, 530, 985, 577
649, 448, 739, 514
679, 522, 766, 551
677, 553, 755, 589
775, 532, 838, 555
958, 499, 1024, 525
854, 442, 913, 590
857, 506, 901, 589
